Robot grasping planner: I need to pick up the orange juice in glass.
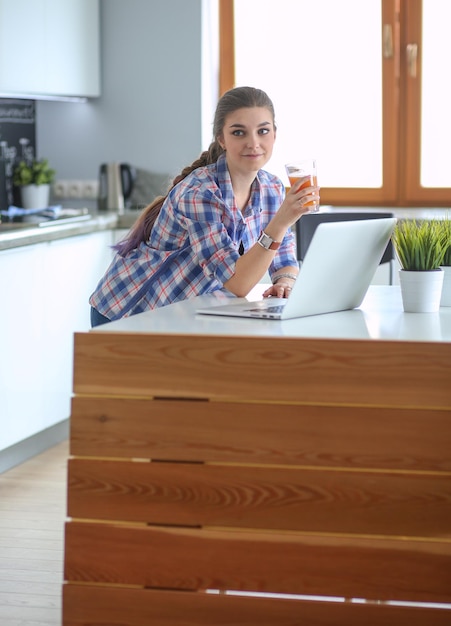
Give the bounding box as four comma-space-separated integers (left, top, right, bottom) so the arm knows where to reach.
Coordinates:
285, 160, 319, 212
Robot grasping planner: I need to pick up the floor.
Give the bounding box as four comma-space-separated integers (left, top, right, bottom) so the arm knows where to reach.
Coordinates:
0, 440, 68, 626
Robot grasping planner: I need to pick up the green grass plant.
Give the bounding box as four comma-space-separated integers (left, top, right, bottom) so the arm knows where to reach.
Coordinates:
438, 217, 451, 266
392, 219, 447, 271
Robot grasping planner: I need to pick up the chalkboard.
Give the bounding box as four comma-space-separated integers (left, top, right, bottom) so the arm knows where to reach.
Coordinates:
0, 99, 36, 210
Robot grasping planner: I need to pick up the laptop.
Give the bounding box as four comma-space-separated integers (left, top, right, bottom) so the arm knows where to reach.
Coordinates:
197, 217, 396, 320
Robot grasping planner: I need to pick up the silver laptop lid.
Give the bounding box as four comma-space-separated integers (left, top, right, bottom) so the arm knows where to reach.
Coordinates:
279, 216, 396, 319
197, 217, 396, 320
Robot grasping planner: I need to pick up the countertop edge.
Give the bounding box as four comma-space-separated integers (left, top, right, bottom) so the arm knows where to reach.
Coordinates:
0, 211, 138, 251
2, 206, 450, 252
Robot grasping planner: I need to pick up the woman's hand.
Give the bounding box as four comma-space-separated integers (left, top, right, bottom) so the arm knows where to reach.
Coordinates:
250, 180, 320, 255
277, 179, 321, 228
262, 275, 296, 299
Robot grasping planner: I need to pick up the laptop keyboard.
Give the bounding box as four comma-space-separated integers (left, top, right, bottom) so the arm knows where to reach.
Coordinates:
248, 304, 285, 314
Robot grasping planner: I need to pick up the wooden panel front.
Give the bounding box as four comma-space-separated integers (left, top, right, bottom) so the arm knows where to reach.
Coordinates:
64, 521, 451, 603
63, 584, 451, 626
70, 397, 451, 471
65, 328, 451, 624
73, 333, 451, 409
67, 458, 451, 537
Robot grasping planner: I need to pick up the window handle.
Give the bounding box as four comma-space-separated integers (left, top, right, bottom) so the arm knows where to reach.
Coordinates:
383, 24, 393, 58
406, 43, 418, 77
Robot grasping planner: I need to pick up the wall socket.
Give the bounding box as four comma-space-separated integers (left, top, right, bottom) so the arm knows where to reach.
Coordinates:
53, 179, 99, 200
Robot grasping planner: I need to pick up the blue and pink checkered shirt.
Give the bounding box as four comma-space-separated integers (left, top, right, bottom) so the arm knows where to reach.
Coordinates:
89, 153, 298, 320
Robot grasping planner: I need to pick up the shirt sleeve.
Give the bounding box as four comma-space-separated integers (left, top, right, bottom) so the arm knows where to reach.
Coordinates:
177, 188, 240, 285
269, 229, 299, 275
258, 176, 299, 274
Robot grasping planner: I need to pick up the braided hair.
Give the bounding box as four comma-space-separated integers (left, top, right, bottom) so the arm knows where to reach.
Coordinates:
114, 87, 275, 255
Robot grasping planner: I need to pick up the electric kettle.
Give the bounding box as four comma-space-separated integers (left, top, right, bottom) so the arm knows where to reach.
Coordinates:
98, 162, 135, 212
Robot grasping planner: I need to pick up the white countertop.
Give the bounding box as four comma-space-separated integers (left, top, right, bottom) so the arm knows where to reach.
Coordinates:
2, 206, 449, 252
0, 209, 138, 251
92, 285, 451, 343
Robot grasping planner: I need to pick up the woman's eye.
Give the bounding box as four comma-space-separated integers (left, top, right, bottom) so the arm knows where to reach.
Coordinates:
259, 128, 270, 135
232, 130, 244, 136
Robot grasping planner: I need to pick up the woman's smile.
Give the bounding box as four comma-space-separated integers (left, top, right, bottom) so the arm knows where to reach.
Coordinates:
219, 106, 276, 179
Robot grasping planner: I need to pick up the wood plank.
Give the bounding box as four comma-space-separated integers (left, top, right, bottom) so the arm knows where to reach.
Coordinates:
0, 534, 62, 550
0, 590, 61, 610
63, 521, 451, 603
0, 605, 61, 625
0, 557, 63, 573
0, 569, 62, 584
67, 458, 451, 537
0, 440, 67, 625
63, 584, 451, 626
0, 580, 62, 596
73, 333, 451, 409
70, 397, 451, 471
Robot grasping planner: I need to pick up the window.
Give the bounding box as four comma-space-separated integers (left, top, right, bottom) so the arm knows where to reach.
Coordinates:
219, 0, 451, 207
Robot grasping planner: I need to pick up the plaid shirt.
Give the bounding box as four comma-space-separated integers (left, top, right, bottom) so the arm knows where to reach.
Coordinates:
90, 153, 298, 320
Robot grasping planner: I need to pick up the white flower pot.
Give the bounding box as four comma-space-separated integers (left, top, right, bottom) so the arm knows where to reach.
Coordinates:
399, 269, 444, 313
20, 184, 50, 209
440, 265, 451, 306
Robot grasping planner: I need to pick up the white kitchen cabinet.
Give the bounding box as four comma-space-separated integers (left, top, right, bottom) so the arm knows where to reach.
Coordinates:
0, 243, 48, 449
0, 230, 112, 453
0, 0, 100, 99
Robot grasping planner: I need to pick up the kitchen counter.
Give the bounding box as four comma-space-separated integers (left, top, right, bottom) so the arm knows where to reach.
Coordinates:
318, 206, 450, 219
0, 208, 140, 251
65, 280, 451, 623
93, 284, 451, 343
1, 206, 449, 252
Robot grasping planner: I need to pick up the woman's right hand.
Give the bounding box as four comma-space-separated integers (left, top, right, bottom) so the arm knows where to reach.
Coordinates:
278, 179, 321, 228
256, 180, 320, 248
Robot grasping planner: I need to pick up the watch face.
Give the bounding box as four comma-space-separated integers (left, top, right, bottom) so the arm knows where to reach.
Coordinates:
258, 231, 280, 250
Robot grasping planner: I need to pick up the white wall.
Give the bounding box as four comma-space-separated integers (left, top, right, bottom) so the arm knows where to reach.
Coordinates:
36, 0, 218, 182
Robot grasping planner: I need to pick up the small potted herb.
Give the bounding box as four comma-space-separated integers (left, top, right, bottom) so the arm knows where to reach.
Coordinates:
392, 219, 447, 312
437, 217, 451, 306
13, 158, 56, 209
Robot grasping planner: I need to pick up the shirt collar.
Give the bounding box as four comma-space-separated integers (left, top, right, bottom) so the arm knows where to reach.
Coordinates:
216, 152, 263, 215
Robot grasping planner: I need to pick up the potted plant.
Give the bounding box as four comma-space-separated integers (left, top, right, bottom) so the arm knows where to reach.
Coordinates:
13, 158, 56, 209
438, 217, 451, 306
392, 219, 447, 312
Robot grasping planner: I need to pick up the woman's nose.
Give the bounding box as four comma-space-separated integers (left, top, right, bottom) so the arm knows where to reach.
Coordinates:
247, 134, 260, 149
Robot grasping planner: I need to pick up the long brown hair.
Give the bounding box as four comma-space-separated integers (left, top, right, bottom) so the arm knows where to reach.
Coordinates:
114, 87, 276, 256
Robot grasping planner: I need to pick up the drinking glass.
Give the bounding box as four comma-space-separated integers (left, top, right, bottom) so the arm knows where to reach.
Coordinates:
285, 159, 319, 212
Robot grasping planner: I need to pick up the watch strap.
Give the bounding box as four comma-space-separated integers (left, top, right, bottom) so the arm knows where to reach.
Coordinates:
257, 230, 281, 251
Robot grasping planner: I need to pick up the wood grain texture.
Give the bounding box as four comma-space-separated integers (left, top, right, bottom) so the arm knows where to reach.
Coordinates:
62, 584, 451, 626
65, 329, 451, 624
0, 441, 68, 626
67, 458, 451, 537
64, 521, 451, 603
70, 397, 451, 471
73, 333, 451, 409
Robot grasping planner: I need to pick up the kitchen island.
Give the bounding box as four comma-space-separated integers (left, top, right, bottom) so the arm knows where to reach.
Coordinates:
0, 208, 140, 470
0, 206, 449, 463
64, 286, 451, 625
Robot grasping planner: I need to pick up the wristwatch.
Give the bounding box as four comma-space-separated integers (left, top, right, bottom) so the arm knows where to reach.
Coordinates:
257, 230, 281, 251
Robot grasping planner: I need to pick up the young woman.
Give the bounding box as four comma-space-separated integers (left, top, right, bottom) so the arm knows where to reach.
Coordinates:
90, 86, 320, 326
